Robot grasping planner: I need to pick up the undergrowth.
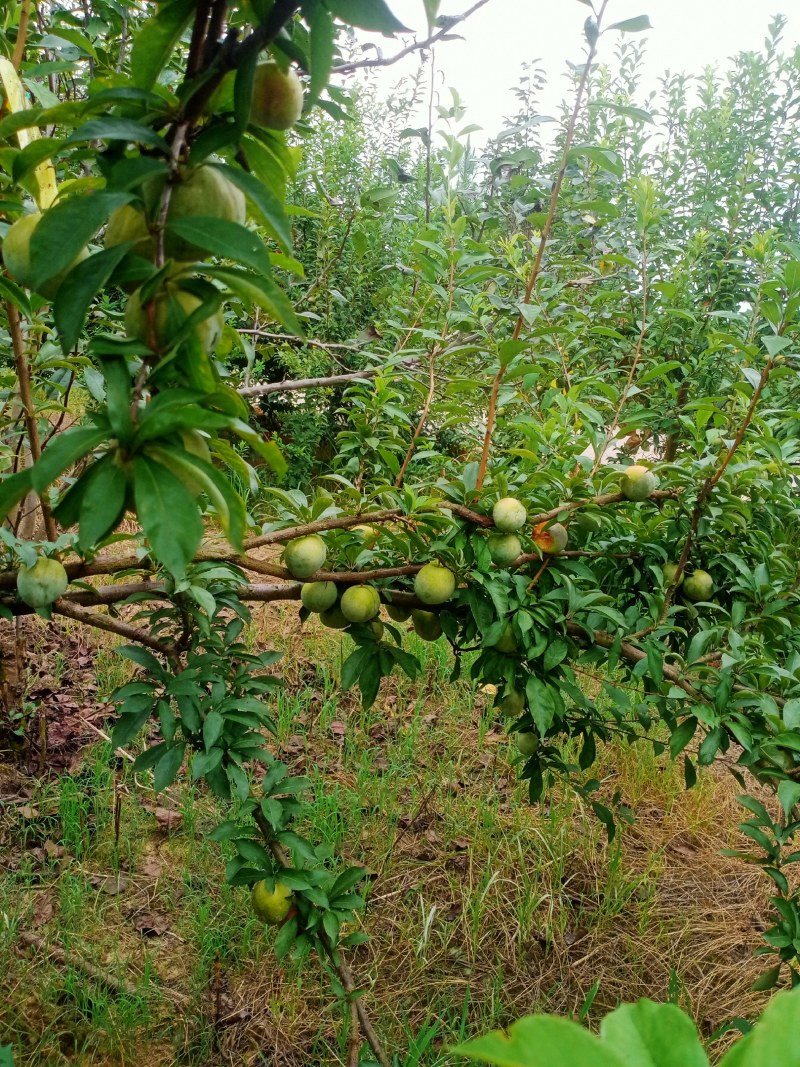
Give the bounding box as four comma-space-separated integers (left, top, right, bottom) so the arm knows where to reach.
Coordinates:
0, 605, 775, 1065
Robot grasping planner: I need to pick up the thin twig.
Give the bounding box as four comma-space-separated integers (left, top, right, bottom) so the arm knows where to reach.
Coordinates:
332, 0, 491, 75
475, 1, 609, 489
6, 302, 57, 541
251, 809, 390, 1067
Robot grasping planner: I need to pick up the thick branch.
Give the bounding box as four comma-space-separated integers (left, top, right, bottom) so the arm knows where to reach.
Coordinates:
246, 510, 402, 549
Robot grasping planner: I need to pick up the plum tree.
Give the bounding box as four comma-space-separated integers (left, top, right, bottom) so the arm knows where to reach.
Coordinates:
3, 0, 800, 1058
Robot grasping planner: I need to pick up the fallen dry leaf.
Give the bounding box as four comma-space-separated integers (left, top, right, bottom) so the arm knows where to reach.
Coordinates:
30, 892, 56, 928
90, 873, 129, 896
131, 910, 170, 937
144, 805, 183, 832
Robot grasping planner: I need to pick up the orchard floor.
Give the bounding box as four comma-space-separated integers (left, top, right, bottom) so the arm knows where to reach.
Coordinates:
0, 602, 776, 1066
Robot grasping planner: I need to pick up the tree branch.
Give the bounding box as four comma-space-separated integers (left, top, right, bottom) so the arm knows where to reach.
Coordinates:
332, 0, 491, 75
238, 367, 383, 397
52, 599, 173, 654
6, 302, 57, 541
251, 808, 390, 1066
475, 1, 609, 490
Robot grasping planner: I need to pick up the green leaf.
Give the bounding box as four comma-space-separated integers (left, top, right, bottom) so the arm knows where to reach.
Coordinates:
29, 191, 128, 293
669, 716, 697, 758
131, 0, 196, 90
543, 637, 568, 672
778, 780, 800, 819
191, 747, 223, 780
303, 0, 335, 106
599, 1000, 709, 1067
31, 426, 109, 494
142, 443, 247, 550
153, 742, 186, 792
723, 987, 800, 1063
132, 455, 204, 580
749, 966, 783, 993
607, 15, 652, 32
0, 1043, 15, 1066
210, 265, 302, 336
203, 710, 225, 750
75, 453, 129, 551
65, 118, 168, 151
227, 419, 287, 476
165, 216, 273, 274
210, 163, 292, 252
0, 470, 33, 522
783, 698, 800, 730
112, 705, 153, 748
453, 1015, 626, 1066
54, 244, 132, 353
328, 0, 408, 32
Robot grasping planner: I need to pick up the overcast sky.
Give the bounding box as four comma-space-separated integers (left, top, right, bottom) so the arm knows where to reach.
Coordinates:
353, 1, 800, 140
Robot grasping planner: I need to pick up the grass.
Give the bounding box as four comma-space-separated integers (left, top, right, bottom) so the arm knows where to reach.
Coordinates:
0, 602, 777, 1065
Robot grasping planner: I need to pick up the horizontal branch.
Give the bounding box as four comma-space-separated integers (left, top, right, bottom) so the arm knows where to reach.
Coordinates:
238, 367, 382, 398
332, 0, 491, 75
53, 599, 172, 653
245, 510, 403, 550
236, 330, 370, 352
527, 488, 679, 527
0, 485, 679, 597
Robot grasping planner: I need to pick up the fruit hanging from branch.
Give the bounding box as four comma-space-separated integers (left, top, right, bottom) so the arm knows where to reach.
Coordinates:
16, 557, 69, 609
301, 581, 339, 613
124, 284, 223, 354
414, 562, 456, 605
3, 212, 88, 298
621, 464, 657, 501
250, 62, 304, 131
683, 569, 714, 602
284, 534, 328, 579
251, 879, 294, 925
340, 584, 381, 623
487, 532, 522, 566
492, 497, 527, 532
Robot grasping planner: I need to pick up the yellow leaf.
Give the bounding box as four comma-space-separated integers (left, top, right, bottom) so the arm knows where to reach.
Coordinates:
0, 56, 58, 209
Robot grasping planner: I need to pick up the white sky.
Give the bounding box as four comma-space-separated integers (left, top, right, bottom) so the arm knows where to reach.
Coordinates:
356, 1, 800, 139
